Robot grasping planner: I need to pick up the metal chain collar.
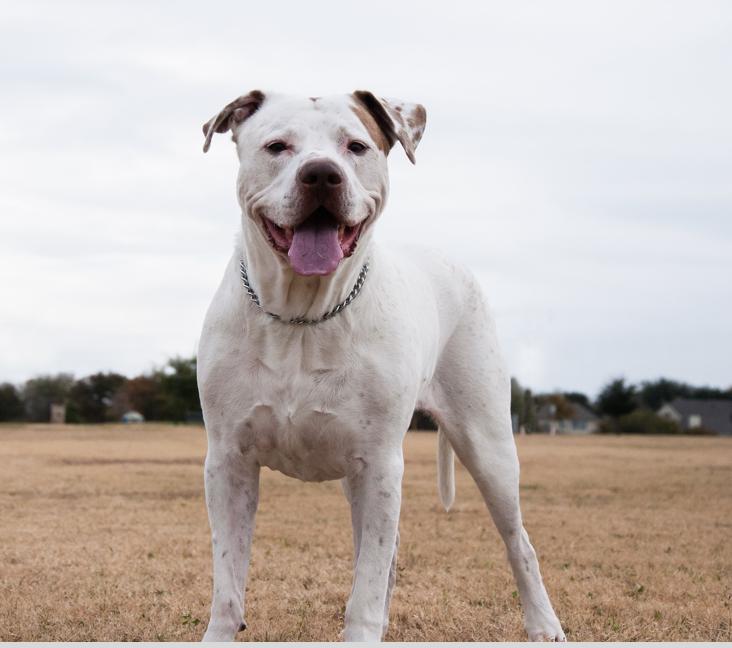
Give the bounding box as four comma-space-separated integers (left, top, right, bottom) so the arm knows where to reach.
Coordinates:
239, 260, 370, 325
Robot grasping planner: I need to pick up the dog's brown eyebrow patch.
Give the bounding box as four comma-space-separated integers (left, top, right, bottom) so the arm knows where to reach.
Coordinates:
350, 103, 391, 154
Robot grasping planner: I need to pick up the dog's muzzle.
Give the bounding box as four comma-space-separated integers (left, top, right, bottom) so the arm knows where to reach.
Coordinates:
262, 158, 364, 276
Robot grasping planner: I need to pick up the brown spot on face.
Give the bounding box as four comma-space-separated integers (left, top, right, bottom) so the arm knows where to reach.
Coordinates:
350, 103, 391, 154
309, 97, 320, 102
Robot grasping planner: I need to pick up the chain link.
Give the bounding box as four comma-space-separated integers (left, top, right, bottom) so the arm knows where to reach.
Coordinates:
239, 260, 370, 325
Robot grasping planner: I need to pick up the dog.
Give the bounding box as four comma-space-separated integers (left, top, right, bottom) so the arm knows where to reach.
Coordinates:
197, 90, 565, 642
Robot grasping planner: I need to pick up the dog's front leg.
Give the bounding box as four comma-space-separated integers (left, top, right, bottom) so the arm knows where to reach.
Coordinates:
343, 452, 403, 642
202, 445, 260, 642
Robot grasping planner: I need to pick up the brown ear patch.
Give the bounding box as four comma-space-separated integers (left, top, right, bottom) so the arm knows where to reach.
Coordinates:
350, 103, 392, 154
202, 90, 265, 153
351, 90, 425, 164
352, 91, 399, 153
407, 104, 426, 133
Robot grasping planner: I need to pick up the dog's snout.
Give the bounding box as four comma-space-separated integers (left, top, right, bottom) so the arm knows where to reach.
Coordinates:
297, 159, 343, 188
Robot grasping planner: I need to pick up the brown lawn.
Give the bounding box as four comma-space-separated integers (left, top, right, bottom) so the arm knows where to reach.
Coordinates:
0, 424, 730, 641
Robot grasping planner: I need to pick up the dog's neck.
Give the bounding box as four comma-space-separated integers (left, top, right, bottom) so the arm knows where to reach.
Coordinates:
240, 219, 371, 322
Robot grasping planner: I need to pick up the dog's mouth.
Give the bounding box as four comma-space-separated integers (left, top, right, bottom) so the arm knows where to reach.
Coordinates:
262, 207, 363, 276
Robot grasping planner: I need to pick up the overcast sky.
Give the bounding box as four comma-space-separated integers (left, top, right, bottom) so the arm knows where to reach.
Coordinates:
1, 1, 730, 397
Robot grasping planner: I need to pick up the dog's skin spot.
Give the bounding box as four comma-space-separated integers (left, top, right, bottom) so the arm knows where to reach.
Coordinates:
379, 490, 391, 498
222, 550, 228, 558
379, 536, 384, 546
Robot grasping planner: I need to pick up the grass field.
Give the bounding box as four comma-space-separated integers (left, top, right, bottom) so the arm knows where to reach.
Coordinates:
0, 424, 730, 641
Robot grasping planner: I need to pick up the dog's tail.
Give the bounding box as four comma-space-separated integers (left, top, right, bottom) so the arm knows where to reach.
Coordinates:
437, 428, 455, 511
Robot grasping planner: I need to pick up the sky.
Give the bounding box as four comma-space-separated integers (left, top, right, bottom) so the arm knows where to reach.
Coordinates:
1, 1, 731, 397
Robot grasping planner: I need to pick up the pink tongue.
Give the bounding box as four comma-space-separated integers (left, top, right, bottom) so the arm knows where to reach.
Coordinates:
288, 212, 343, 276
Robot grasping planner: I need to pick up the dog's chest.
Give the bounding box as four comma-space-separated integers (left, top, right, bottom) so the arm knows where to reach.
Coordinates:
215, 327, 395, 481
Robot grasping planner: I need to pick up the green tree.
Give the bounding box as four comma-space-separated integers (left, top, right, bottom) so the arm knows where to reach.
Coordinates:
522, 388, 537, 431
689, 385, 732, 400
545, 393, 575, 420
0, 383, 24, 421
158, 356, 201, 422
563, 391, 592, 409
601, 409, 682, 435
637, 378, 691, 410
510, 378, 524, 420
511, 378, 538, 431
111, 375, 167, 421
596, 378, 637, 418
67, 372, 127, 423
22, 374, 75, 422
637, 378, 732, 410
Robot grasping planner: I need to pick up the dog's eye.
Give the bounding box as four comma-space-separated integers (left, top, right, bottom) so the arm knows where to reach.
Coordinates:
265, 141, 288, 154
348, 141, 368, 154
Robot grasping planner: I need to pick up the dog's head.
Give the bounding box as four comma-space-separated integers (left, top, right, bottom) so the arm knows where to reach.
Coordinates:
203, 91, 426, 276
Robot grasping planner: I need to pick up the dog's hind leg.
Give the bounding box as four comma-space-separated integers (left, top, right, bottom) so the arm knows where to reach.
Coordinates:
429, 304, 565, 641
202, 444, 259, 642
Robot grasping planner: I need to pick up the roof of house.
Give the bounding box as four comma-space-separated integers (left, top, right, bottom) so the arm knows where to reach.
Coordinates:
665, 398, 732, 435
569, 402, 599, 422
537, 401, 598, 422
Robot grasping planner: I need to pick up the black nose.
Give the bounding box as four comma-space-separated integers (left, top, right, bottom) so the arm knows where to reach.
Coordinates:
297, 159, 343, 188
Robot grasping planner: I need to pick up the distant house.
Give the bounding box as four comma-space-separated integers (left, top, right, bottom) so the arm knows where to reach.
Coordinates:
536, 402, 599, 435
657, 398, 732, 436
121, 410, 145, 424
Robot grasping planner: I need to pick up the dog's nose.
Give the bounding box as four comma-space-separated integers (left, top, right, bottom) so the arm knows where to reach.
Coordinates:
297, 159, 343, 188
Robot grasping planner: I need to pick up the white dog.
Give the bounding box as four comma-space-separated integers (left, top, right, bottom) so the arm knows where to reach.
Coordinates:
197, 90, 565, 642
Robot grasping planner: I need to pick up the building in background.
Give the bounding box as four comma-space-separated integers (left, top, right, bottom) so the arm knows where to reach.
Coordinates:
657, 398, 732, 436
536, 401, 599, 435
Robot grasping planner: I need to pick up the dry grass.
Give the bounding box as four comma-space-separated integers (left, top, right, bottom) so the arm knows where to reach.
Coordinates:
0, 423, 730, 641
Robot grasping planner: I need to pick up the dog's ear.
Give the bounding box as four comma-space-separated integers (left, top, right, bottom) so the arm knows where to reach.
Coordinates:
202, 90, 265, 153
352, 91, 426, 164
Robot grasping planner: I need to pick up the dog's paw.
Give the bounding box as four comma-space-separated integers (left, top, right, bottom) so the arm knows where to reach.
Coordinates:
202, 619, 246, 642
526, 613, 566, 642
528, 628, 566, 642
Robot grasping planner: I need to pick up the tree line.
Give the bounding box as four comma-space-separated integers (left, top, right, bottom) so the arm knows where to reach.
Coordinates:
511, 376, 732, 434
0, 357, 200, 423
1, 361, 730, 432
